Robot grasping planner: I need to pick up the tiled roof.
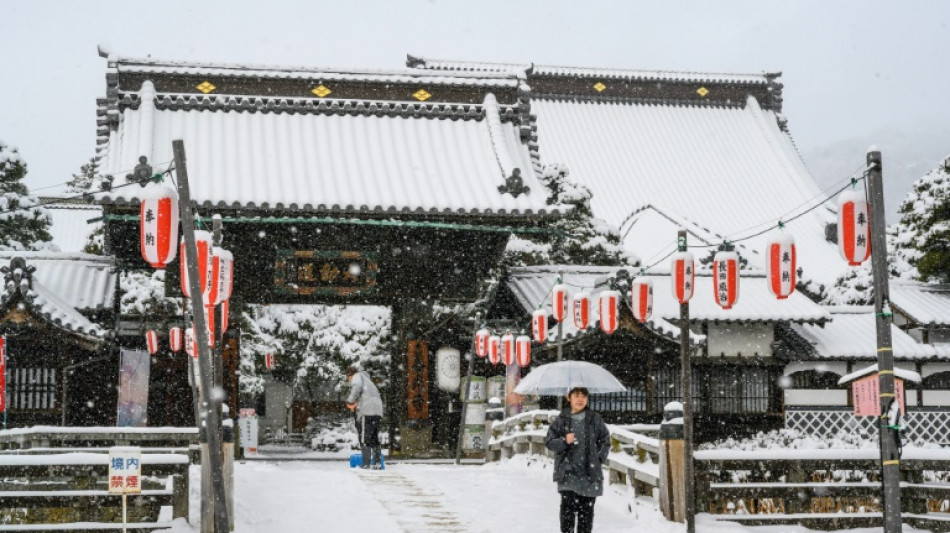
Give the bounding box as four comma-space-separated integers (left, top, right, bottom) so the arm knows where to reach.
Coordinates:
0, 256, 113, 343
791, 307, 937, 361
0, 252, 115, 311
94, 61, 557, 218
41, 201, 102, 254
890, 282, 950, 326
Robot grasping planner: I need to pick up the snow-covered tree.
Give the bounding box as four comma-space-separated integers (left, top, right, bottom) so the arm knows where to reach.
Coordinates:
119, 269, 181, 316
65, 157, 97, 193
0, 140, 54, 251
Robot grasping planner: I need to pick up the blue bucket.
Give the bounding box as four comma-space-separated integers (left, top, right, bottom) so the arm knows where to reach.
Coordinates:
349, 453, 386, 469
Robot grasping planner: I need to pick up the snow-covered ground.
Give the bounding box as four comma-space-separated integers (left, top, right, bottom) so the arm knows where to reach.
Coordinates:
154, 454, 934, 533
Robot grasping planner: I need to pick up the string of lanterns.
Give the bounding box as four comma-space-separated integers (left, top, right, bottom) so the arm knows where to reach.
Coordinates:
471, 184, 871, 367
138, 181, 235, 357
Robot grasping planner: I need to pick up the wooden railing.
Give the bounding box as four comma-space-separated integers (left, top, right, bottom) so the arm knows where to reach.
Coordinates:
486, 410, 662, 498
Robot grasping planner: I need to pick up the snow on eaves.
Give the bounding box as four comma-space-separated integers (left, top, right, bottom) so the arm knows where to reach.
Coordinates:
890, 282, 950, 326
791, 307, 936, 361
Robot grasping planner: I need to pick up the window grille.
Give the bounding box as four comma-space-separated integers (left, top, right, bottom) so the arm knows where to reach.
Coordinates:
923, 372, 950, 389
654, 365, 774, 414
9, 367, 58, 411
788, 369, 841, 389
588, 386, 646, 413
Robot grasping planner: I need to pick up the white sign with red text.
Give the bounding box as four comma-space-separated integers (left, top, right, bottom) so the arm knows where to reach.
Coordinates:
108, 447, 142, 494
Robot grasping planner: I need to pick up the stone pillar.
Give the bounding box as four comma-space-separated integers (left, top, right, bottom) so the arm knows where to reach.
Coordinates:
659, 401, 685, 523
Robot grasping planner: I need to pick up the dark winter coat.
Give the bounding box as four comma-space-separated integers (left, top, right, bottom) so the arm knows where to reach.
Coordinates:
544, 408, 611, 484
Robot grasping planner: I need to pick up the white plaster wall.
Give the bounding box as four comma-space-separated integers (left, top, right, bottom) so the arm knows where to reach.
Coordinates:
707, 323, 773, 357
923, 391, 950, 406
784, 389, 848, 406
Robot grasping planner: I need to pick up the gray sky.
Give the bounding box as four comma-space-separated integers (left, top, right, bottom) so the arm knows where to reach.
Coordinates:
3, 0, 949, 216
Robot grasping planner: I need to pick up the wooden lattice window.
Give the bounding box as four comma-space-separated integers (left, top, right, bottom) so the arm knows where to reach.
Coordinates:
9, 367, 58, 411
787, 369, 841, 390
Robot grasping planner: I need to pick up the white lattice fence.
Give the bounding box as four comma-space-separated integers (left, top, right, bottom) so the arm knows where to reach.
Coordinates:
786, 407, 950, 443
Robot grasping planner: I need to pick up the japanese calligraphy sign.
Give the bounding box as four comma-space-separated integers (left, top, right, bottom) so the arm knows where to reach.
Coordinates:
274, 250, 378, 297
852, 374, 906, 417
239, 408, 259, 454
108, 447, 142, 494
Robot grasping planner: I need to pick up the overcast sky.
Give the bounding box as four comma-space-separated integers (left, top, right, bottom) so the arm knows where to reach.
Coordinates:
2, 0, 948, 214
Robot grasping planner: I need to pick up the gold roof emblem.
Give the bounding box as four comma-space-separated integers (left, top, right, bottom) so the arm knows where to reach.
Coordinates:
697, 86, 709, 97
196, 81, 216, 94
593, 82, 606, 93
413, 89, 432, 102
312, 85, 332, 98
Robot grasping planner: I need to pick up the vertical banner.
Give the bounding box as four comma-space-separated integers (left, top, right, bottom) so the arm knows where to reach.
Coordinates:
505, 360, 522, 418
0, 336, 6, 413
117, 350, 151, 427
239, 408, 259, 454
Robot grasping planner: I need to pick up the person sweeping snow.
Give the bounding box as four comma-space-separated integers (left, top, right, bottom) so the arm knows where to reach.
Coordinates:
345, 366, 384, 469
544, 387, 611, 533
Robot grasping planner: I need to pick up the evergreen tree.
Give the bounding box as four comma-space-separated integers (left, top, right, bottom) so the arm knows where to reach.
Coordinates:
65, 157, 97, 193
0, 140, 54, 251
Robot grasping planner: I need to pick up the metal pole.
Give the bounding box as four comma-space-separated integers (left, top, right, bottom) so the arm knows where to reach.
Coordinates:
173, 140, 231, 533
455, 312, 480, 465
557, 270, 564, 411
679, 229, 695, 533
867, 149, 902, 533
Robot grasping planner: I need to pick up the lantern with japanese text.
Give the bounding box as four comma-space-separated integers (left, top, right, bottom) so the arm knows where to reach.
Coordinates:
475, 328, 490, 358
185, 328, 196, 358
552, 283, 569, 323
265, 352, 275, 370
630, 278, 653, 323
531, 309, 548, 344
145, 329, 159, 355
180, 230, 213, 299
516, 334, 531, 367
598, 290, 620, 335
139, 183, 179, 269
766, 233, 797, 299
837, 189, 871, 266
713, 250, 740, 309
488, 335, 501, 365
207, 247, 234, 306
671, 251, 695, 304
572, 292, 590, 330
501, 332, 515, 366
169, 327, 183, 353
221, 300, 229, 333
205, 306, 216, 348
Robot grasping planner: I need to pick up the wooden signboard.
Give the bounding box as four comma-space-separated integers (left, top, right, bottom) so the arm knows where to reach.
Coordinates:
852, 374, 905, 416
407, 340, 429, 420
274, 250, 378, 297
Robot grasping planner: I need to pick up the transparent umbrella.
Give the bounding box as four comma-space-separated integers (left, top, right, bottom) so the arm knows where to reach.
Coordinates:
514, 361, 625, 396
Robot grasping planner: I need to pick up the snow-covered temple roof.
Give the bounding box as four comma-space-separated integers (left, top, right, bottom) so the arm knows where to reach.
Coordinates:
791, 307, 937, 361
93, 55, 560, 220
0, 255, 114, 344
412, 56, 849, 289
0, 252, 115, 311
890, 282, 950, 327
38, 195, 102, 254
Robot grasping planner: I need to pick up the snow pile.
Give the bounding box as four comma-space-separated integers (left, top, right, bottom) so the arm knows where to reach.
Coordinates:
700, 427, 948, 452
120, 269, 181, 315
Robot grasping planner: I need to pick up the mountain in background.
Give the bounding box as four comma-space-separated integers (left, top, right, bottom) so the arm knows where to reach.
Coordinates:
799, 120, 949, 224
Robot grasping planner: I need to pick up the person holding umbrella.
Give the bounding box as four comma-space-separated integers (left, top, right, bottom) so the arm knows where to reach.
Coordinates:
545, 386, 611, 533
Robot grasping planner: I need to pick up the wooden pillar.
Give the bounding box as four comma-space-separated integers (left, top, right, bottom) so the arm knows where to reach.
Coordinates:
658, 401, 685, 523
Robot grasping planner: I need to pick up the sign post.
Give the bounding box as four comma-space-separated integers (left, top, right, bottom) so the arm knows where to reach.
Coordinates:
239, 408, 259, 455
109, 446, 142, 533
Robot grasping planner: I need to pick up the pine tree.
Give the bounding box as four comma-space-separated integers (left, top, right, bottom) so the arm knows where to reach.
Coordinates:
892, 154, 950, 283
66, 157, 97, 193
0, 140, 54, 251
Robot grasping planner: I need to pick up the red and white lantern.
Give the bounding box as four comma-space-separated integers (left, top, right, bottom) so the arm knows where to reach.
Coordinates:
630, 278, 653, 323
180, 230, 213, 299
598, 290, 620, 335
265, 352, 275, 370
475, 328, 490, 358
837, 189, 871, 266
488, 335, 501, 365
205, 305, 216, 348
207, 247, 234, 306
169, 327, 183, 352
766, 233, 797, 299
139, 183, 179, 269
572, 292, 591, 330
501, 332, 515, 366
531, 309, 548, 344
552, 283, 569, 323
713, 250, 740, 310
185, 328, 196, 358
671, 251, 695, 304
221, 300, 230, 334
145, 329, 159, 355
516, 335, 531, 367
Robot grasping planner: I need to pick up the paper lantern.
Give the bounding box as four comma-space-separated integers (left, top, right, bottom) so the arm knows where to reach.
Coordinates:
435, 347, 461, 392
598, 290, 621, 334
837, 189, 871, 266
169, 327, 183, 353
207, 247, 234, 306
139, 183, 179, 269
551, 284, 569, 323
185, 328, 196, 358
501, 332, 515, 366
531, 309, 548, 344
180, 230, 213, 299
265, 352, 275, 370
475, 328, 490, 358
516, 335, 531, 367
488, 335, 501, 365
572, 292, 590, 330
713, 250, 740, 310
221, 300, 229, 333
766, 233, 797, 299
145, 329, 159, 355
205, 305, 216, 348
671, 251, 695, 304
630, 278, 653, 323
